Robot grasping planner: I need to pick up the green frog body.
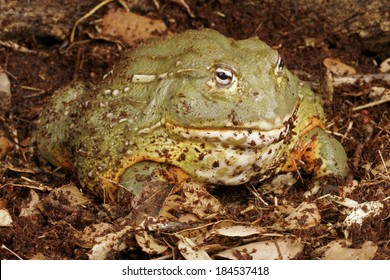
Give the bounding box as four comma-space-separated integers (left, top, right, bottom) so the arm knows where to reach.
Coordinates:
35, 29, 348, 200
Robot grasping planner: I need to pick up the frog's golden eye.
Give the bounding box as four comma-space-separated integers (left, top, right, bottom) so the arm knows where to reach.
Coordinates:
215, 67, 235, 87
275, 56, 285, 76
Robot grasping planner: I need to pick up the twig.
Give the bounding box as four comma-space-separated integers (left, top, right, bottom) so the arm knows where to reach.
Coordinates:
170, 0, 195, 18
70, 0, 130, 43
1, 244, 23, 260
378, 150, 389, 175
2, 183, 52, 192
342, 120, 354, 142
0, 40, 37, 54
246, 184, 268, 206
152, 253, 173, 260
333, 73, 390, 86
352, 97, 390, 111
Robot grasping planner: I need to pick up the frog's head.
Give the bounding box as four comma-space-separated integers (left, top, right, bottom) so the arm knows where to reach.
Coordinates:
121, 29, 308, 184
154, 29, 302, 147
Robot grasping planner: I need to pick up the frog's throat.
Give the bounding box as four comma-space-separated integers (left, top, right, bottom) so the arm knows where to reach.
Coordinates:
162, 121, 291, 148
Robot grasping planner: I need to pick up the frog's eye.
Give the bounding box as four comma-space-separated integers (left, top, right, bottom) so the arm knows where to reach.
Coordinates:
215, 67, 235, 87
275, 56, 285, 76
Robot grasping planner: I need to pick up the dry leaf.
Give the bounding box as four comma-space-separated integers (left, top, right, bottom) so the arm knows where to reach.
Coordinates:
49, 183, 91, 206
77, 222, 116, 248
0, 208, 13, 227
379, 57, 390, 73
344, 201, 384, 228
315, 240, 378, 260
212, 225, 267, 237
273, 202, 321, 230
328, 195, 359, 208
181, 180, 223, 219
261, 173, 296, 194
176, 234, 212, 260
159, 179, 223, 221
77, 222, 138, 259
323, 57, 357, 76
131, 181, 174, 223
368, 87, 389, 100
102, 9, 167, 45
135, 220, 169, 255
0, 136, 14, 160
371, 159, 390, 176
88, 225, 134, 260
338, 180, 360, 198
19, 189, 41, 217
172, 221, 215, 245
29, 253, 47, 260
215, 238, 304, 260
175, 220, 249, 246
304, 37, 317, 47
0, 66, 11, 112
171, 220, 269, 256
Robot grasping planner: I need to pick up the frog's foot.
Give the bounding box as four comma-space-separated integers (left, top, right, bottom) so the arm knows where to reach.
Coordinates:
283, 127, 349, 196
120, 161, 189, 220
304, 175, 346, 198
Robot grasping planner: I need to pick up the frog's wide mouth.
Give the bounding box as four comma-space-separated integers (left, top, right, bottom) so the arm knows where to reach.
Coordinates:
162, 121, 291, 148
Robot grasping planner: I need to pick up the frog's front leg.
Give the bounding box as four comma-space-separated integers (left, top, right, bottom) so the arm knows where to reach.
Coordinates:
300, 127, 348, 178
120, 161, 189, 218
283, 127, 349, 196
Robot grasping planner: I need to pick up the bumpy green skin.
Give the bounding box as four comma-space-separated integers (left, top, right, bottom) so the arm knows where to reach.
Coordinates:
35, 29, 348, 199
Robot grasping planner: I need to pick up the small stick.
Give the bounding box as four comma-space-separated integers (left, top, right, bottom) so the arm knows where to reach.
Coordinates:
352, 97, 390, 111
70, 0, 130, 43
378, 150, 389, 175
1, 244, 23, 260
333, 73, 390, 86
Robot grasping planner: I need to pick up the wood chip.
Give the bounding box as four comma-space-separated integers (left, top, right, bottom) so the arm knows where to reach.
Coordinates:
0, 67, 11, 112
0, 136, 14, 160
0, 208, 13, 227
323, 57, 357, 76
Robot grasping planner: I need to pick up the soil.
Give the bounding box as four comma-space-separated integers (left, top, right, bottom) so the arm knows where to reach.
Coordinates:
0, 0, 389, 260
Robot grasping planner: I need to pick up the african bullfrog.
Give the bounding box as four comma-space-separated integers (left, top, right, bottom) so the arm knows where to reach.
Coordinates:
35, 29, 348, 201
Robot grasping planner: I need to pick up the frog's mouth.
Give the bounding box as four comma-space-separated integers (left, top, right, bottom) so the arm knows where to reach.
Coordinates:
162, 120, 291, 148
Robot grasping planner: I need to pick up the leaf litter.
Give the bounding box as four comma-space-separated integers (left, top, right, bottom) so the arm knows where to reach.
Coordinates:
0, 1, 388, 260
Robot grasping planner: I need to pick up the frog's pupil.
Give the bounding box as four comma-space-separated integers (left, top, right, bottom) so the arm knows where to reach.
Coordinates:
276, 57, 285, 75
278, 58, 284, 70
217, 71, 230, 80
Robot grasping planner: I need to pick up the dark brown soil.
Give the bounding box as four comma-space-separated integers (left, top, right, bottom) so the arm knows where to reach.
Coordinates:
0, 0, 389, 260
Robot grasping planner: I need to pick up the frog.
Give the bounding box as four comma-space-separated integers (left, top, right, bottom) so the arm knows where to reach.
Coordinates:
35, 29, 348, 202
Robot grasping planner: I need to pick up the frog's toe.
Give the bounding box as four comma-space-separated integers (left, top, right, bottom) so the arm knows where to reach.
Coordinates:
304, 175, 346, 198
